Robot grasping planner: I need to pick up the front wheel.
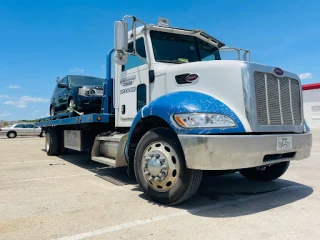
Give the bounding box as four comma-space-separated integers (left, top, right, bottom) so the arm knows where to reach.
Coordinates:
239, 161, 290, 182
134, 128, 202, 205
69, 98, 75, 109
7, 131, 17, 138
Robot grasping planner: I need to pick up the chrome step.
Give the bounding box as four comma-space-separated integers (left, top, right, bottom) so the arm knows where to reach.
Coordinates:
91, 133, 128, 168
92, 156, 116, 167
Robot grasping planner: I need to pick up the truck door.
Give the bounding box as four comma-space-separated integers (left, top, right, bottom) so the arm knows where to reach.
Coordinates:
116, 37, 149, 127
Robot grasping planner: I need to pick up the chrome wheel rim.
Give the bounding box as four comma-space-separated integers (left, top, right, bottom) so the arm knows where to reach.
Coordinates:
9, 133, 15, 138
142, 141, 180, 192
69, 99, 74, 108
46, 133, 50, 152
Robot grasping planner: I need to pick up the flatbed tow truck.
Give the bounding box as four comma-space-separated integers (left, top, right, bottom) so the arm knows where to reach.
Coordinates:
37, 15, 312, 205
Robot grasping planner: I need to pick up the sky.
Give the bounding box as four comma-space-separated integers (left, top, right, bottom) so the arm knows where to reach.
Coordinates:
0, 0, 319, 120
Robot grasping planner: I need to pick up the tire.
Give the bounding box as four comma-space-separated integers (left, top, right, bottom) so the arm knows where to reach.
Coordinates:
239, 161, 290, 182
69, 98, 75, 109
7, 131, 17, 139
134, 128, 203, 205
45, 129, 60, 156
50, 106, 55, 116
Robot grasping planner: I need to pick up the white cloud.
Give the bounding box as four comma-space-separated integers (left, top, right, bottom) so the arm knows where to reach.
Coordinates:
0, 111, 11, 117
299, 72, 312, 80
31, 110, 40, 115
7, 85, 20, 89
0, 94, 9, 98
4, 96, 49, 108
4, 100, 15, 105
70, 67, 84, 73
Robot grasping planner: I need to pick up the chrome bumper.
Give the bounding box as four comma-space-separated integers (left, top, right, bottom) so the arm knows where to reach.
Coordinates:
178, 133, 312, 170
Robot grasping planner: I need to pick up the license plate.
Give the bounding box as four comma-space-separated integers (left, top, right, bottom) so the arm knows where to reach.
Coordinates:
277, 137, 292, 151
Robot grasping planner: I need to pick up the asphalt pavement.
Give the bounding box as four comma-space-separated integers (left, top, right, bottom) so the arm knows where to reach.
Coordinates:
0, 131, 319, 240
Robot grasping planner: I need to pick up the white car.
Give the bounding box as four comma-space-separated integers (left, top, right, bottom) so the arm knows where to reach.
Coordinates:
0, 123, 45, 138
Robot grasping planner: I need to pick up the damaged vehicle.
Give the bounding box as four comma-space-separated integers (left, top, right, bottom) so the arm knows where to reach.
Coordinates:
50, 75, 105, 116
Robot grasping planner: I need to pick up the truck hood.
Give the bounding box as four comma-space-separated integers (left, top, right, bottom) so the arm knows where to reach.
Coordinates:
161, 60, 301, 132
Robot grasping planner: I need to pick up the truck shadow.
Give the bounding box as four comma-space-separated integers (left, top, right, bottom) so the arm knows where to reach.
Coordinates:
51, 151, 136, 184
135, 173, 313, 218
53, 151, 313, 218
177, 174, 313, 218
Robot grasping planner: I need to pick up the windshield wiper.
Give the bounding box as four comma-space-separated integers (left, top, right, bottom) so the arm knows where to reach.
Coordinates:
156, 60, 185, 64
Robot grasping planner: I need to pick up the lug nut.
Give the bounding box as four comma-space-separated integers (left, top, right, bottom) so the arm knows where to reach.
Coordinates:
160, 158, 165, 163
161, 165, 168, 170
144, 171, 150, 176
159, 172, 166, 178
145, 157, 151, 161
148, 176, 154, 181
154, 177, 160, 182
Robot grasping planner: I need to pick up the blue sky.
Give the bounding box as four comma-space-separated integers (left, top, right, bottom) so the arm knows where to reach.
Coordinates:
0, 0, 319, 120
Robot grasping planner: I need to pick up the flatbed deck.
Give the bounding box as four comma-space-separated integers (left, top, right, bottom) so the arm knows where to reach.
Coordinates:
36, 113, 113, 127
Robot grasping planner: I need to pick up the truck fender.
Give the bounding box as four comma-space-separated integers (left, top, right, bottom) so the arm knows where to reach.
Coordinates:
125, 91, 245, 171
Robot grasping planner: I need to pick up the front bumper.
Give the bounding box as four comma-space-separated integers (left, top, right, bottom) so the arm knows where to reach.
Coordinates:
77, 96, 102, 110
178, 133, 312, 170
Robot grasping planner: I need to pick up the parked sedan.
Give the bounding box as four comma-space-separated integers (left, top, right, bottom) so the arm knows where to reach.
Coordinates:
0, 123, 45, 138
50, 75, 105, 116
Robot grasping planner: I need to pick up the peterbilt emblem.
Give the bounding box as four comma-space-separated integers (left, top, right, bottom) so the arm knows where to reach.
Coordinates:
120, 75, 136, 86
274, 68, 284, 76
185, 74, 198, 82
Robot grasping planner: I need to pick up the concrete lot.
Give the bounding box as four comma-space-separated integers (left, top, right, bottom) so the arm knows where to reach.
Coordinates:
0, 132, 319, 240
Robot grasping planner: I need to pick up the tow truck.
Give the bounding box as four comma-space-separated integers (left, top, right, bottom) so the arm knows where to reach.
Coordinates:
37, 16, 312, 205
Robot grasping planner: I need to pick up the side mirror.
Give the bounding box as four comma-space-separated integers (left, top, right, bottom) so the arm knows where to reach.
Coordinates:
114, 21, 128, 52
58, 82, 67, 88
114, 21, 128, 65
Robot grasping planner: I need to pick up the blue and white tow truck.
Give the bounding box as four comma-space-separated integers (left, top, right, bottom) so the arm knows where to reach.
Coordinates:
37, 16, 312, 205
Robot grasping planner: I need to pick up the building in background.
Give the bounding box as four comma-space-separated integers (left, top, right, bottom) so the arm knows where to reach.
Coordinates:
303, 83, 320, 129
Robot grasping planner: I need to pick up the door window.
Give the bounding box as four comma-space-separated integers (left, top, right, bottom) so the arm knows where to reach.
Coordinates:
137, 84, 146, 111
15, 124, 25, 128
25, 124, 35, 128
123, 38, 146, 71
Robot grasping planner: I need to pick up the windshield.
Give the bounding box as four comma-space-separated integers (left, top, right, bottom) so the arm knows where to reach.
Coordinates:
150, 31, 221, 63
69, 76, 104, 87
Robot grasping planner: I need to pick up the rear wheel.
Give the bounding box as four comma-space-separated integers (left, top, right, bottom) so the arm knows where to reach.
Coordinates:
50, 106, 55, 116
239, 161, 290, 182
7, 131, 17, 138
134, 128, 202, 205
45, 129, 60, 156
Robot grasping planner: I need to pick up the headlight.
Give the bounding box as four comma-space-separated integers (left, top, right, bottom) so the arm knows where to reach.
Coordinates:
174, 113, 236, 128
78, 88, 87, 96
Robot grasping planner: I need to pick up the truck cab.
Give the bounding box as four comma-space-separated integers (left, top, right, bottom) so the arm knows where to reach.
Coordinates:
40, 16, 312, 205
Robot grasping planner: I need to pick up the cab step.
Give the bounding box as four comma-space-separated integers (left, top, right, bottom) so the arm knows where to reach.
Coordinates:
92, 156, 116, 167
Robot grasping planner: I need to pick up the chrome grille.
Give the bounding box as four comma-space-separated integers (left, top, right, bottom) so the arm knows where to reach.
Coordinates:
254, 72, 302, 126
